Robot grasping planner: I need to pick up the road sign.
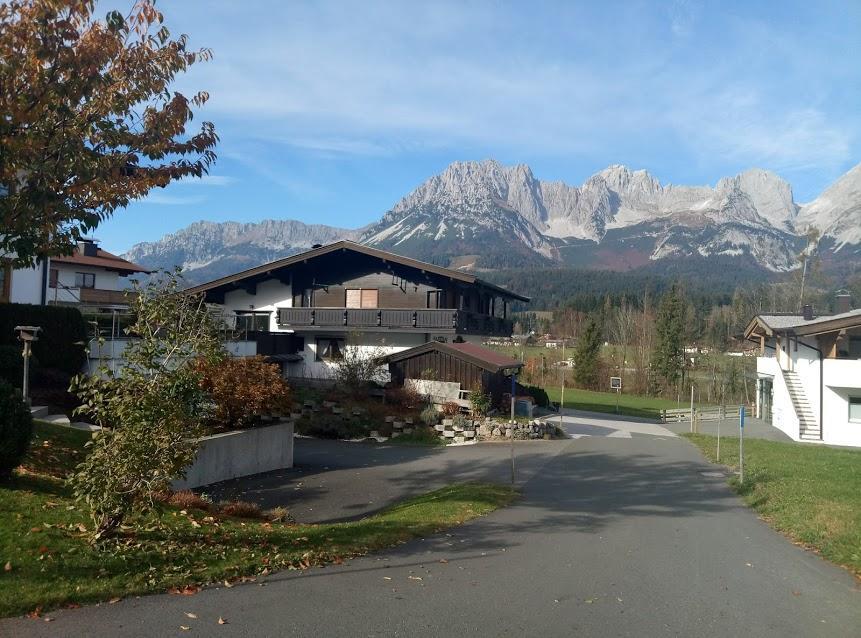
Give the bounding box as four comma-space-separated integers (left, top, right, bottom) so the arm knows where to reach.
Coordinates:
610, 376, 622, 390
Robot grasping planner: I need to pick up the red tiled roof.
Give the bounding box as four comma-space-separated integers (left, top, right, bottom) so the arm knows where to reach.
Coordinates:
52, 249, 151, 274
446, 341, 523, 369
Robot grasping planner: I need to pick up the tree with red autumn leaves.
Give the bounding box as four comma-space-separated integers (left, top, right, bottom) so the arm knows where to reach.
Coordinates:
0, 0, 217, 266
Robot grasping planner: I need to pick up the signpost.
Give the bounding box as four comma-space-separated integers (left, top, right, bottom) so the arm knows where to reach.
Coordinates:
510, 371, 516, 486
558, 341, 566, 433
739, 405, 745, 484
610, 376, 622, 413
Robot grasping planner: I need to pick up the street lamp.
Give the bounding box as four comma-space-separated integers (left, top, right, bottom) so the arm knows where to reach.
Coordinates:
14, 326, 41, 405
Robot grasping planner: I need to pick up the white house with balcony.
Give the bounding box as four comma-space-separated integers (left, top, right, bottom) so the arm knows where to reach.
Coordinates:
184, 241, 528, 383
745, 295, 861, 447
1, 239, 150, 311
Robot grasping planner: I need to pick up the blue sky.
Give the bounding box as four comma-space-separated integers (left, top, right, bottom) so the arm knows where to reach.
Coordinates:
97, 0, 860, 253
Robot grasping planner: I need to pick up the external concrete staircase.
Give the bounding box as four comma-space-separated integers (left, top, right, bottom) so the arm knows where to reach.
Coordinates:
781, 370, 821, 441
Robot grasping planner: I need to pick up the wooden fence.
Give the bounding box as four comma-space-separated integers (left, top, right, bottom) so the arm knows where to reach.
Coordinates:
660, 406, 748, 424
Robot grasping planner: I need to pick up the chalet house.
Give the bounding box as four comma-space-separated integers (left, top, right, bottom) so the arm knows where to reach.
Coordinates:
186, 241, 529, 381
1, 239, 150, 312
745, 294, 861, 447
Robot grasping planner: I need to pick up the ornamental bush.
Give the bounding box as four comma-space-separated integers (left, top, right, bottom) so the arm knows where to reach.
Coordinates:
441, 401, 461, 416
0, 379, 33, 479
468, 389, 491, 416
69, 271, 225, 538
420, 404, 439, 426
194, 355, 293, 430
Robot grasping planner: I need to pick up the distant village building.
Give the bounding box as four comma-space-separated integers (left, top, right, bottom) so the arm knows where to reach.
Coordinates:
1, 239, 149, 312
745, 294, 861, 447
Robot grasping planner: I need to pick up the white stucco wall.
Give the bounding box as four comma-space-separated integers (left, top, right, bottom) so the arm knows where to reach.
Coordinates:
821, 359, 861, 447
221, 278, 293, 331
9, 263, 44, 304
757, 339, 861, 447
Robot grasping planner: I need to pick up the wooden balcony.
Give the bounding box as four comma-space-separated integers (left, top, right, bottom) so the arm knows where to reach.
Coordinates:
78, 287, 135, 306
277, 307, 512, 337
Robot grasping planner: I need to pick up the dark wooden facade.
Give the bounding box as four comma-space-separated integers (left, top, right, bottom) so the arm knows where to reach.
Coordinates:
188, 241, 528, 338
386, 342, 523, 406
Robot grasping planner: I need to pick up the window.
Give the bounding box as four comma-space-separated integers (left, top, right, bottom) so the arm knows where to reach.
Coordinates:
49, 269, 59, 288
75, 272, 95, 289
850, 398, 861, 423
315, 337, 344, 362
345, 288, 378, 308
235, 312, 270, 333
0, 260, 10, 303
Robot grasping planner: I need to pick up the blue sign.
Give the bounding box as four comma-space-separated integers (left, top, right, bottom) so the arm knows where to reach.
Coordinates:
740, 406, 745, 429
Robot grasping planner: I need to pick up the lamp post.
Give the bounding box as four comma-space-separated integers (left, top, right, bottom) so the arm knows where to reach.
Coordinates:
14, 326, 41, 405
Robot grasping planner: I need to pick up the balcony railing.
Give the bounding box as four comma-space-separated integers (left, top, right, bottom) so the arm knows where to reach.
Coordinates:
277, 307, 512, 336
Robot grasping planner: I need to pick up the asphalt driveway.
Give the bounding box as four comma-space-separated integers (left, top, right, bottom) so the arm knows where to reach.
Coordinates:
4, 414, 859, 637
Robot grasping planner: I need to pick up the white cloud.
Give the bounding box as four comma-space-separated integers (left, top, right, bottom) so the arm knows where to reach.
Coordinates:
139, 192, 207, 206
162, 1, 857, 177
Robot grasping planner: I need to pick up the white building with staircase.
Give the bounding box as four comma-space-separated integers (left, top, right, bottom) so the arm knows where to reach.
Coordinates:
745, 295, 861, 447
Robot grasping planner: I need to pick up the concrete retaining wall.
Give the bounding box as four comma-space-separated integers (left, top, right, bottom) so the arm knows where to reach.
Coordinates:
172, 421, 294, 490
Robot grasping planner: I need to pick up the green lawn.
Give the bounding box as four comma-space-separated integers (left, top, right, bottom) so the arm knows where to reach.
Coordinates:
544, 386, 680, 419
0, 422, 515, 618
684, 434, 861, 577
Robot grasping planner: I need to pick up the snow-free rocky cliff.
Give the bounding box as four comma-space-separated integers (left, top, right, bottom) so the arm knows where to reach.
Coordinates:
125, 160, 861, 282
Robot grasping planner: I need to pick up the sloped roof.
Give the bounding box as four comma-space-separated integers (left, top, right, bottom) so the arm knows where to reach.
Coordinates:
52, 248, 151, 274
383, 340, 524, 373
183, 240, 529, 302
745, 308, 861, 339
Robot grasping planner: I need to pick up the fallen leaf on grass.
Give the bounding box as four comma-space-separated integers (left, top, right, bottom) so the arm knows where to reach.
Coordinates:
4, 562, 11, 572
222, 581, 234, 588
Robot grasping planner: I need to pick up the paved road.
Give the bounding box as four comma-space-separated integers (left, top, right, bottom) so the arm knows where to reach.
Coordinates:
4, 415, 859, 637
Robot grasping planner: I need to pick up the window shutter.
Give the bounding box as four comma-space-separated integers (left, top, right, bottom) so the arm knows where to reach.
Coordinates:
361, 289, 379, 308
346, 289, 361, 308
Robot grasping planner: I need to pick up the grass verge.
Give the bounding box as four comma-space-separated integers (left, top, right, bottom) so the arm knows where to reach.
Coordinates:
545, 386, 680, 419
0, 423, 515, 618
684, 433, 861, 577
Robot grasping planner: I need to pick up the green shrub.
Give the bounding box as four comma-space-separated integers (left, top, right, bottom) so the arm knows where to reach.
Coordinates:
521, 384, 550, 408
0, 303, 87, 375
391, 426, 442, 445
468, 389, 491, 416
68, 271, 225, 538
420, 404, 439, 426
0, 380, 34, 479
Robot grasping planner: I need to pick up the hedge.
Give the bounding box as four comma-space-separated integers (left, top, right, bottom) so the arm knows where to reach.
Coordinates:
521, 384, 550, 408
0, 379, 33, 479
0, 303, 87, 375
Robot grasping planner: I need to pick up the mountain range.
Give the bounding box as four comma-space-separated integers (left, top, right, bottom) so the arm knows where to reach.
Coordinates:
124, 160, 861, 284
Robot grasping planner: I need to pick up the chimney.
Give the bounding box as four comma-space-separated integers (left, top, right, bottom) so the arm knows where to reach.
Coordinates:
77, 238, 99, 257
835, 292, 852, 314
802, 304, 814, 321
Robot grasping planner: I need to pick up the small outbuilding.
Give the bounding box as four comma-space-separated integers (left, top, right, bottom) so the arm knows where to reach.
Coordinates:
384, 340, 524, 407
